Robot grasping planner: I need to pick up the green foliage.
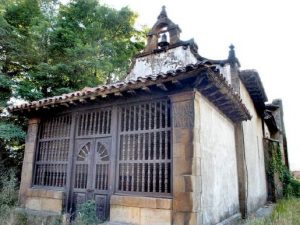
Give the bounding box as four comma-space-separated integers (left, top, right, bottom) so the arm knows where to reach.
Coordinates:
248, 198, 300, 225
0, 169, 18, 223
0, 0, 145, 173
0, 122, 26, 142
74, 200, 100, 225
0, 73, 12, 108
267, 142, 300, 198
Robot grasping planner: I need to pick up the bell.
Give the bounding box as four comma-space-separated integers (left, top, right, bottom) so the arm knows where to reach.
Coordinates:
158, 33, 169, 48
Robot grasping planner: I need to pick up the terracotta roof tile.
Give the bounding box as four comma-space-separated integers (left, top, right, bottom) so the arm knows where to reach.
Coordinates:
8, 62, 251, 122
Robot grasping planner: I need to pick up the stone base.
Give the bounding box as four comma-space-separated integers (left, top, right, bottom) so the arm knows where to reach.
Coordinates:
24, 188, 64, 213
110, 195, 172, 225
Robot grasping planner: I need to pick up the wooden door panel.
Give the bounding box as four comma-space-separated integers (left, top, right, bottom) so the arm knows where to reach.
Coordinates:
95, 194, 108, 221
71, 137, 112, 221
73, 192, 86, 216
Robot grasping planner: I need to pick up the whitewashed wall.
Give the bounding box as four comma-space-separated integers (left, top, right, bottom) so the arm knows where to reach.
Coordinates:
240, 82, 267, 213
127, 46, 198, 80
196, 93, 240, 224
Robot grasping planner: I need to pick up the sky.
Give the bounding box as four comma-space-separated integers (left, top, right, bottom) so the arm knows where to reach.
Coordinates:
67, 0, 300, 170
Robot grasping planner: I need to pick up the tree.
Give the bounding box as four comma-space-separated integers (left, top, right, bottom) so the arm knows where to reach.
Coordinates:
0, 0, 145, 174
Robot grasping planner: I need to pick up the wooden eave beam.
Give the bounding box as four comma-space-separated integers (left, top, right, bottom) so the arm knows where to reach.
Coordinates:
156, 83, 168, 91
114, 92, 123, 97
141, 86, 151, 93
172, 79, 182, 87
78, 98, 87, 103
127, 90, 136, 95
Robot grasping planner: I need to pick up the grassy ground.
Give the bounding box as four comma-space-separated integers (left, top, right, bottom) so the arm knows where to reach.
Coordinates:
246, 198, 300, 225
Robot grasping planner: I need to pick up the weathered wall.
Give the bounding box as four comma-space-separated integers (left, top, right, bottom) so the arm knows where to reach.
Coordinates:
127, 46, 198, 80
240, 82, 267, 213
197, 94, 240, 224
25, 189, 63, 213
19, 118, 40, 207
19, 118, 64, 214
110, 195, 172, 225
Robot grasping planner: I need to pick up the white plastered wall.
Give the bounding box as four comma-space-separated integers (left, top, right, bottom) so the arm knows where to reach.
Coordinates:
197, 93, 240, 224
240, 82, 267, 213
127, 46, 198, 80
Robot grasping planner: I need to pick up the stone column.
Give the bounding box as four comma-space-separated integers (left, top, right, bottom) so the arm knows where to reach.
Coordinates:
228, 54, 249, 218
234, 123, 248, 218
170, 90, 201, 225
19, 118, 40, 207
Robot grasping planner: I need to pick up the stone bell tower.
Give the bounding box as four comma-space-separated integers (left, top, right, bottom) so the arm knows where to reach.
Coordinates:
144, 6, 181, 52
126, 6, 199, 80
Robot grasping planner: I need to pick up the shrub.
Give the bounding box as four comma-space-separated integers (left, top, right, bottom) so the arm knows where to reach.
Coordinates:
73, 200, 100, 225
0, 169, 18, 224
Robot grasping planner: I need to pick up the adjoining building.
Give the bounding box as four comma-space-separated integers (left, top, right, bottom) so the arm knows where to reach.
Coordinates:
10, 6, 288, 225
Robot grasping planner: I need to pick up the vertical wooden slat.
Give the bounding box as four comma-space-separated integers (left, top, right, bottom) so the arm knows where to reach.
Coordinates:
142, 133, 146, 192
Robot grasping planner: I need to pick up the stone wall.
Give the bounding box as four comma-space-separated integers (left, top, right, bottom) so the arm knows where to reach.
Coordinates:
240, 82, 267, 213
110, 195, 172, 225
19, 118, 40, 207
25, 189, 63, 213
197, 94, 240, 224
170, 91, 202, 225
19, 118, 64, 214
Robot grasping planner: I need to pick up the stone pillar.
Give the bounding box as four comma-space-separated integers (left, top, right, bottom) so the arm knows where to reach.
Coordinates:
228, 51, 249, 217
19, 118, 40, 207
170, 90, 201, 225
234, 123, 248, 218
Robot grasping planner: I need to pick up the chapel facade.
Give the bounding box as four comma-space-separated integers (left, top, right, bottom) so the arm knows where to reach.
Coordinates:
10, 6, 288, 225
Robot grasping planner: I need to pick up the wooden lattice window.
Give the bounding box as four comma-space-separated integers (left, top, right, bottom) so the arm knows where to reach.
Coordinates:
117, 99, 171, 195
77, 108, 111, 137
33, 114, 72, 188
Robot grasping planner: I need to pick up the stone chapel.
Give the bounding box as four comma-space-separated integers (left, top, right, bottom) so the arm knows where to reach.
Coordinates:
10, 6, 289, 225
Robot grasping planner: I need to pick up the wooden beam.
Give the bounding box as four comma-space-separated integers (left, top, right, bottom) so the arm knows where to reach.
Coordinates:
127, 90, 136, 95
199, 83, 215, 91
61, 103, 69, 107
156, 83, 168, 91
78, 99, 87, 103
142, 86, 151, 93
172, 79, 182, 87
193, 74, 207, 88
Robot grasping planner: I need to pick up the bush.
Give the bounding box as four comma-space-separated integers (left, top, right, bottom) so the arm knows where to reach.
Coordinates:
73, 200, 100, 225
267, 142, 300, 198
0, 169, 18, 224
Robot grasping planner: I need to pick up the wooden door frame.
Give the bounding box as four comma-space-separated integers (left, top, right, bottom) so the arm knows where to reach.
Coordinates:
65, 108, 118, 219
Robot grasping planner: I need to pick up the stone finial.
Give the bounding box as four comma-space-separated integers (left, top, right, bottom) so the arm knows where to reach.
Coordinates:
228, 44, 236, 61
158, 6, 167, 19
228, 44, 240, 67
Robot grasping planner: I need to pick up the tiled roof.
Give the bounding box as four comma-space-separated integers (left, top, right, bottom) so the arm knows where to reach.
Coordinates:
8, 61, 251, 122
239, 70, 268, 112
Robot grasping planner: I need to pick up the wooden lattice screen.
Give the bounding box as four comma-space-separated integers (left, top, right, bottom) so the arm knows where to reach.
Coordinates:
73, 108, 112, 191
33, 114, 72, 188
77, 108, 111, 137
117, 99, 171, 195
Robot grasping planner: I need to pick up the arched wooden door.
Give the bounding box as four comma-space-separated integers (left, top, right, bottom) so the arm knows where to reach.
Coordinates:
71, 137, 111, 221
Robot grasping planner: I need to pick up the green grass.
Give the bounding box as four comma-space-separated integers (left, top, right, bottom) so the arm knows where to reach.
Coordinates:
248, 198, 300, 225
